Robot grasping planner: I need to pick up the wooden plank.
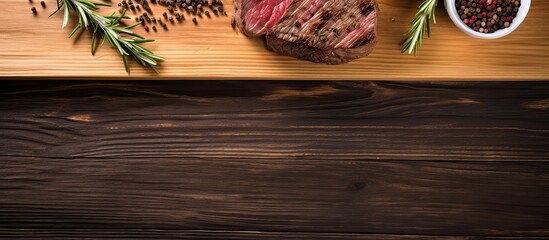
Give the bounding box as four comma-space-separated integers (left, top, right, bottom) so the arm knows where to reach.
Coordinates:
1, 229, 546, 239
1, 157, 548, 235
0, 0, 548, 80
0, 81, 548, 236
1, 81, 548, 161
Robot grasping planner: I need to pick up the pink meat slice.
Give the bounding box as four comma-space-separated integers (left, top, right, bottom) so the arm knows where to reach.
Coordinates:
242, 0, 293, 35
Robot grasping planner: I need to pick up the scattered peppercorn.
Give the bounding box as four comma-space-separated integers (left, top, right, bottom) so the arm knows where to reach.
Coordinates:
31, 7, 37, 14
118, 0, 226, 30
40, 1, 46, 7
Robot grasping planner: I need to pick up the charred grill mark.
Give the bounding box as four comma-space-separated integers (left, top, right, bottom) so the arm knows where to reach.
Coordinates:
320, 11, 332, 21
332, 28, 340, 38
311, 12, 332, 32
360, 3, 374, 16
314, 21, 328, 31
353, 34, 373, 48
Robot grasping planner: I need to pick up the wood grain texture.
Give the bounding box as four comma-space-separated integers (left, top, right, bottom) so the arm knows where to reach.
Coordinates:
1, 81, 548, 161
1, 229, 547, 240
1, 81, 548, 238
0, 0, 548, 80
2, 157, 549, 236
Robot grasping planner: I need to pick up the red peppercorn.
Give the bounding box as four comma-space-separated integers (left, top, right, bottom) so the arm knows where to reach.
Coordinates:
471, 15, 477, 21
482, 12, 487, 17
506, 16, 512, 22
144, 25, 149, 31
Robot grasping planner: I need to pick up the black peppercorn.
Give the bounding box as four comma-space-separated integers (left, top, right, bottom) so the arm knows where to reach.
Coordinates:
40, 1, 46, 7
31, 7, 37, 14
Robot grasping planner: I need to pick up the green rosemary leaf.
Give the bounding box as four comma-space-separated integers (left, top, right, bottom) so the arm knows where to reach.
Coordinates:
125, 22, 141, 29
91, 25, 98, 54
100, 33, 107, 46
75, 5, 88, 28
94, 2, 111, 7
68, 24, 80, 38
122, 54, 129, 72
426, 15, 431, 37
131, 39, 156, 44
49, 4, 63, 17
112, 9, 125, 23
62, 5, 70, 28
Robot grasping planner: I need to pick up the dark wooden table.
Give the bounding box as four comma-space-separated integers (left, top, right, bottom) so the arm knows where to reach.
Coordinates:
1, 81, 548, 239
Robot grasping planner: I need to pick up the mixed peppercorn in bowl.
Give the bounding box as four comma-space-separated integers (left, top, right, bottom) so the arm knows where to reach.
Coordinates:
446, 0, 530, 39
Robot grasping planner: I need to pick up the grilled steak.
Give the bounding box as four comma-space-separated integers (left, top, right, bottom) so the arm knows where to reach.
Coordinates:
233, 0, 378, 64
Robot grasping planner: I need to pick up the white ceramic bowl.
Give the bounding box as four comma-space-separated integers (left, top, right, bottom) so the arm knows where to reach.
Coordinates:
446, 0, 531, 39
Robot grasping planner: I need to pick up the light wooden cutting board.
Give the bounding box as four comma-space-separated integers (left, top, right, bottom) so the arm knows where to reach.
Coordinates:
0, 0, 548, 80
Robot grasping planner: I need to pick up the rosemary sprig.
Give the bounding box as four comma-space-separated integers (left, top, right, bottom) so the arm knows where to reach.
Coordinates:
50, 0, 164, 73
401, 0, 439, 55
